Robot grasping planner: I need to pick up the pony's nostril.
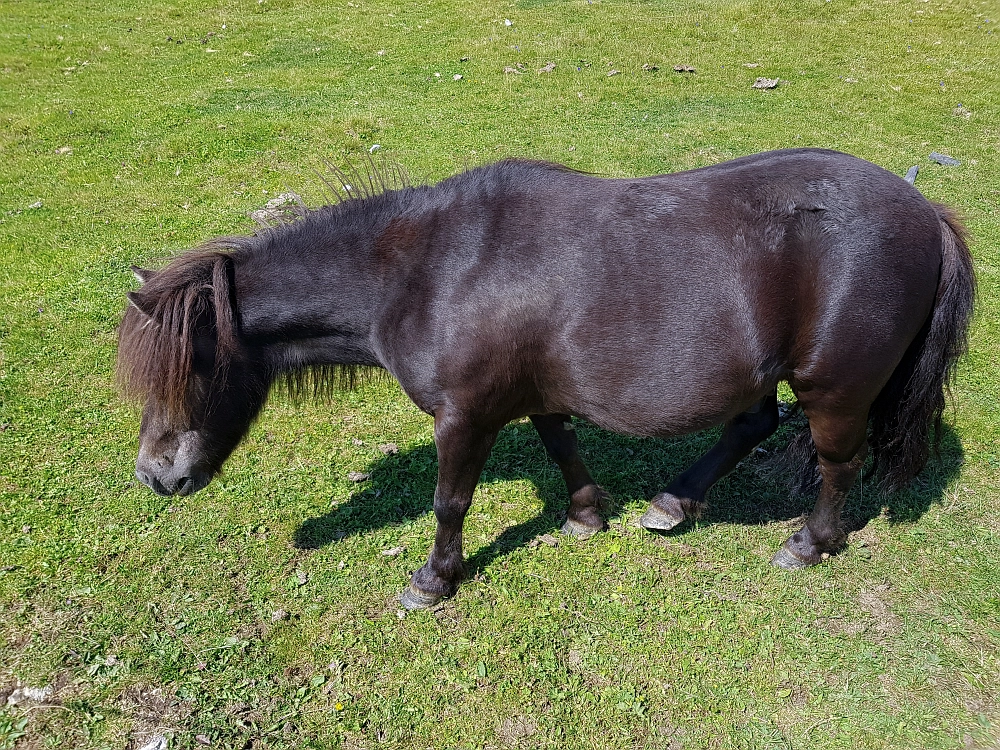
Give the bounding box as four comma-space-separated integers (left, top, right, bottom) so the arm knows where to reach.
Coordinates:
177, 476, 194, 495
136, 469, 152, 487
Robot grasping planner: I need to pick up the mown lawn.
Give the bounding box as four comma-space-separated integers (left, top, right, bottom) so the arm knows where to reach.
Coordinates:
1, 0, 998, 748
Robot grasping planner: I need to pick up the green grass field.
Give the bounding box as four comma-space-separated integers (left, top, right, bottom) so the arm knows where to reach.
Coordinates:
1, 0, 998, 748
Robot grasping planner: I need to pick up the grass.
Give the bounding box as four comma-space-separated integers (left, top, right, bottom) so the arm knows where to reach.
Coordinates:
1, 0, 998, 747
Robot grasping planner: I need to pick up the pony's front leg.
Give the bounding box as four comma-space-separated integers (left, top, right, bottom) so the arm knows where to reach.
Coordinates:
530, 414, 608, 539
400, 412, 497, 610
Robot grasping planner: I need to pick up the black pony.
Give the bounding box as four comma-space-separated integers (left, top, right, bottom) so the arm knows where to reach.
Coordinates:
118, 149, 975, 609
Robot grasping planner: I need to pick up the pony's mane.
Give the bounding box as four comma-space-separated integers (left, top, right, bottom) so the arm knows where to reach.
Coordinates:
315, 154, 412, 206
276, 364, 385, 404
116, 207, 390, 420
116, 243, 244, 423
117, 156, 576, 419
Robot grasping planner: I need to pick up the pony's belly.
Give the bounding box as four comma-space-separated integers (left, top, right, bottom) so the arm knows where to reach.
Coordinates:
546, 377, 767, 439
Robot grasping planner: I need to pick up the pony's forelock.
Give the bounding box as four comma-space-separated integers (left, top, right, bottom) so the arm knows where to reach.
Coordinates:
116, 248, 241, 423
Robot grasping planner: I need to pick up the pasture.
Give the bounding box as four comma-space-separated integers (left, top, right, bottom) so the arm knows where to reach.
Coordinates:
1, 0, 998, 748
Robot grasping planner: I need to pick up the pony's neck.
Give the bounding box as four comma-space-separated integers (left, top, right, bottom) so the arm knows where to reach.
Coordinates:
233, 194, 407, 374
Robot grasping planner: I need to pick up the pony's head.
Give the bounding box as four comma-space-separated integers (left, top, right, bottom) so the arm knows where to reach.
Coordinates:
117, 248, 267, 496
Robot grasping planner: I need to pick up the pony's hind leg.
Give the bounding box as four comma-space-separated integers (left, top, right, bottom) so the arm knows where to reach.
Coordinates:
772, 408, 868, 569
641, 393, 780, 531
531, 414, 608, 539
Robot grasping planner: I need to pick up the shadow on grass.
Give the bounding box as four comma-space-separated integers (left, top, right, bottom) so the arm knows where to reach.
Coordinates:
293, 417, 964, 574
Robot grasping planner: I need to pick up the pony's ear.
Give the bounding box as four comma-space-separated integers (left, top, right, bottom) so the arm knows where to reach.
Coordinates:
127, 290, 157, 318
131, 265, 156, 284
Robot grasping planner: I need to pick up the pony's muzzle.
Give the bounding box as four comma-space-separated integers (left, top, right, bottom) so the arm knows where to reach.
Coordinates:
135, 467, 209, 496
135, 468, 174, 496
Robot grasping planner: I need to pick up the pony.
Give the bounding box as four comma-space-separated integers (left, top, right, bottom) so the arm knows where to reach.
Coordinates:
117, 149, 975, 609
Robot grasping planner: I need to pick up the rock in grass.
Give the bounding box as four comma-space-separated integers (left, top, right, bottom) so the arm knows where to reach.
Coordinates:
928, 151, 960, 166
752, 77, 779, 89
137, 737, 167, 750
904, 165, 919, 184
6, 685, 52, 706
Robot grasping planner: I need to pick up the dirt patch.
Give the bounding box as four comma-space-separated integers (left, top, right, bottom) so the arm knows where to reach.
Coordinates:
847, 524, 881, 548
496, 715, 538, 746
858, 584, 903, 636
118, 682, 193, 748
565, 649, 585, 672
431, 599, 463, 625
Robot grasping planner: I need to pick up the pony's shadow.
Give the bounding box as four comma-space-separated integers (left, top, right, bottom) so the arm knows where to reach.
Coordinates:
293, 418, 964, 575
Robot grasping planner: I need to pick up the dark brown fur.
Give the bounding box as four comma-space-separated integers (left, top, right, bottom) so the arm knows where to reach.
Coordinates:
118, 149, 976, 606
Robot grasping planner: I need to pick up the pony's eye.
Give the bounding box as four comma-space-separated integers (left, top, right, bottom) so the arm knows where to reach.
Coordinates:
192, 338, 216, 371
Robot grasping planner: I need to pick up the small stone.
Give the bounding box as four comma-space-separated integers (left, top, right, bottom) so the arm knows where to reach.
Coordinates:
137, 737, 168, 750
347, 471, 371, 482
352, 438, 364, 446
503, 65, 522, 74
271, 609, 287, 622
382, 546, 406, 557
195, 735, 212, 746
752, 77, 779, 89
378, 443, 399, 455
537, 62, 556, 73
606, 69, 620, 77
55, 146, 73, 155
929, 151, 960, 166
6, 685, 53, 706
453, 74, 463, 80
28, 200, 42, 209
672, 65, 695, 73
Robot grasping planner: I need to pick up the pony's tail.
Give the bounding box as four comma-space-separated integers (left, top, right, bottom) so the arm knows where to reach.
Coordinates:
866, 204, 976, 493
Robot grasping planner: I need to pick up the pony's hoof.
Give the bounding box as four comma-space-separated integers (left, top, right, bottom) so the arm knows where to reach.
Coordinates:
639, 504, 685, 532
770, 546, 814, 571
561, 518, 602, 540
399, 585, 443, 610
